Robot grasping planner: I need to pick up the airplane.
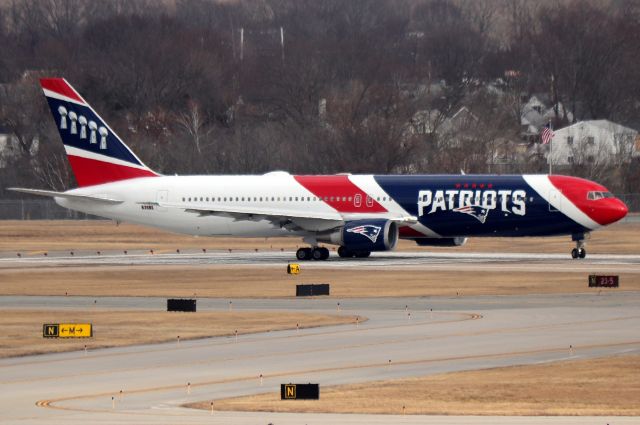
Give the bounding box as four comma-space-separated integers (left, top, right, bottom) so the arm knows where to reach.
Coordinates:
9, 78, 628, 260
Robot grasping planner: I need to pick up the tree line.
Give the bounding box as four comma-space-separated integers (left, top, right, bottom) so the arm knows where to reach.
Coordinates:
1, 0, 639, 195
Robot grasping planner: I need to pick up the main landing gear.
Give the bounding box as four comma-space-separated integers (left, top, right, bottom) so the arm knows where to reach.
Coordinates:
570, 234, 587, 259
296, 247, 330, 261
337, 246, 371, 258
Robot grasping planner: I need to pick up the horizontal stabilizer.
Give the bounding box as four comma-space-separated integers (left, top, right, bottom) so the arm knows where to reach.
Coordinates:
7, 188, 123, 204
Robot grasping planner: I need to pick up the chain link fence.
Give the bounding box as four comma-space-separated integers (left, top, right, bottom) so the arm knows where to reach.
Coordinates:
0, 195, 638, 220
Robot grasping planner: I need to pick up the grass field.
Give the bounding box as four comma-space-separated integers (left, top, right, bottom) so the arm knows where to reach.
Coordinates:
0, 310, 359, 358
1, 266, 638, 298
189, 355, 640, 416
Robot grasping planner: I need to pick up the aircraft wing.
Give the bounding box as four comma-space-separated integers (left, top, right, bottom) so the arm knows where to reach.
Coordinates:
7, 188, 124, 204
158, 202, 416, 232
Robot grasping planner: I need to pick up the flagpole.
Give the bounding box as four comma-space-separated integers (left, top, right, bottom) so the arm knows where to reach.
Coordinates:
549, 135, 552, 175
545, 120, 553, 175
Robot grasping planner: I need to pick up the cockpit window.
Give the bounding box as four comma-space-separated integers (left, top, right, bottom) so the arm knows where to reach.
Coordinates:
587, 191, 614, 200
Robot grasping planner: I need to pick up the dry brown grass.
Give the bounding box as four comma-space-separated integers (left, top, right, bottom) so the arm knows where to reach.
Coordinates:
191, 355, 640, 416
0, 219, 638, 254
0, 309, 359, 358
0, 266, 638, 298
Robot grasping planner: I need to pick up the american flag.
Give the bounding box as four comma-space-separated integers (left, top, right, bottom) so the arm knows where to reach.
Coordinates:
541, 123, 554, 144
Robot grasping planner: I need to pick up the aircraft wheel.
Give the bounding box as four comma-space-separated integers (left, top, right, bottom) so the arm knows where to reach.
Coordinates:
311, 248, 325, 261
337, 246, 352, 258
296, 247, 312, 261
578, 248, 586, 259
354, 251, 371, 258
571, 248, 578, 259
319, 247, 330, 260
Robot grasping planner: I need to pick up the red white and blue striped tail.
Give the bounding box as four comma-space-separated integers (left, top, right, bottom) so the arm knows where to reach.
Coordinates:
40, 78, 158, 187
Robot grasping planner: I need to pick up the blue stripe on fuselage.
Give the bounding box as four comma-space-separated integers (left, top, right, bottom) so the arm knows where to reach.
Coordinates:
374, 175, 588, 237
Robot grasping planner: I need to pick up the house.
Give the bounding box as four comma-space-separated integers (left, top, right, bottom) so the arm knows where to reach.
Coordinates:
548, 120, 638, 166
520, 95, 574, 141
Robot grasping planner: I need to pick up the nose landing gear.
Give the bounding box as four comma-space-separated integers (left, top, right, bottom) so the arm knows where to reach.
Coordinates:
570, 234, 587, 259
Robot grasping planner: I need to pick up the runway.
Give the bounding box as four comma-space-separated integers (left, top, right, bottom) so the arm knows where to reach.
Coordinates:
2, 249, 640, 273
1, 292, 639, 424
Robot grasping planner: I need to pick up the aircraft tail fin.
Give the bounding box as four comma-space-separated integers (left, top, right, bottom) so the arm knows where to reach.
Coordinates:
40, 78, 158, 187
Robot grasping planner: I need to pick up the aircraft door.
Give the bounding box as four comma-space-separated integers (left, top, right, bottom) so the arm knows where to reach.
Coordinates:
156, 190, 168, 212
549, 190, 562, 212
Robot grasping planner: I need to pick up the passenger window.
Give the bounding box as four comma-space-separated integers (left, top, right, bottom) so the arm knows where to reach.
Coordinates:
182, 197, 185, 202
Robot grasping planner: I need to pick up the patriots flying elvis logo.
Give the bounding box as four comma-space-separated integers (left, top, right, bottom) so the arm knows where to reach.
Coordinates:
453, 205, 489, 223
346, 225, 382, 243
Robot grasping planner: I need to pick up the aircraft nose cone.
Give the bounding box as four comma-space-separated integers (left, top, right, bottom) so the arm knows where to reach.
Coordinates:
600, 199, 628, 225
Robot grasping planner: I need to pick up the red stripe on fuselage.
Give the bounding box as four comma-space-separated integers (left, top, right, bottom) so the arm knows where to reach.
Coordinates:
294, 175, 387, 213
40, 78, 85, 103
548, 175, 623, 226
67, 155, 157, 187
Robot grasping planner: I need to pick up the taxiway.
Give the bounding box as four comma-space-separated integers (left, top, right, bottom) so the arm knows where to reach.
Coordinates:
1, 290, 639, 424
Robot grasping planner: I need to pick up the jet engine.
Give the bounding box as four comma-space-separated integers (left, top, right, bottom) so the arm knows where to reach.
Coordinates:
414, 237, 468, 247
317, 219, 399, 252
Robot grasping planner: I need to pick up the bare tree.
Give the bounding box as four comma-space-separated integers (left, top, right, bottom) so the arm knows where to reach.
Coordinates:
175, 101, 212, 155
